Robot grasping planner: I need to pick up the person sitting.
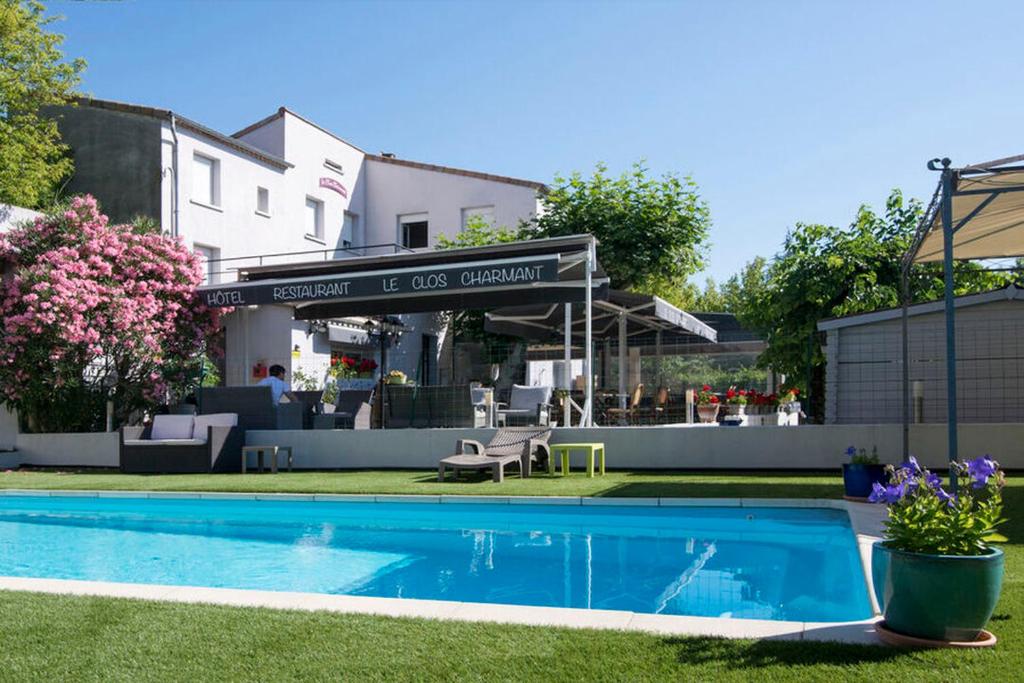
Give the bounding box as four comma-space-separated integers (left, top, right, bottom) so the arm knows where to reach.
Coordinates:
257, 364, 297, 405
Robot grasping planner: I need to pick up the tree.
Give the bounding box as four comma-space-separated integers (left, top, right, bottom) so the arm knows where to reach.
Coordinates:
733, 189, 1013, 418
534, 162, 711, 300
0, 0, 85, 208
0, 196, 224, 431
435, 215, 528, 362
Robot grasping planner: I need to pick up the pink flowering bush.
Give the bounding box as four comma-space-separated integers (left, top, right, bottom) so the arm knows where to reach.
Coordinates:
0, 196, 224, 431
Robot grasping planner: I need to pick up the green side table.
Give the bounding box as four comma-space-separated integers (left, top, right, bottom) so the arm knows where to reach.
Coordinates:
549, 442, 606, 477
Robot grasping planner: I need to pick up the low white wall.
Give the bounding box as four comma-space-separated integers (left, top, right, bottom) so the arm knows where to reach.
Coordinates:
4, 424, 1020, 471
11, 432, 119, 468
0, 408, 16, 451
246, 423, 1024, 471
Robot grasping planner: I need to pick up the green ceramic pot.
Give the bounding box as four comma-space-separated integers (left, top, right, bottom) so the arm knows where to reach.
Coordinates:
872, 542, 1004, 641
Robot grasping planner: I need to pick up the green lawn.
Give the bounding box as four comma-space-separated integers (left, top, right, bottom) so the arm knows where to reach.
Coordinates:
0, 470, 1021, 681
0, 468, 845, 499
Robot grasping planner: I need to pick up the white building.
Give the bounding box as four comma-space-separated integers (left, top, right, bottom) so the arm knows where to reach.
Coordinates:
49, 98, 546, 388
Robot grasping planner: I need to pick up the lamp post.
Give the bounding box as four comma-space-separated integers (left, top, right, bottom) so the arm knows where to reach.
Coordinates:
364, 317, 405, 428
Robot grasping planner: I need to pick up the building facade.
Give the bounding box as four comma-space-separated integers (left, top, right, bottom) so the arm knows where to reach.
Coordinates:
49, 98, 545, 388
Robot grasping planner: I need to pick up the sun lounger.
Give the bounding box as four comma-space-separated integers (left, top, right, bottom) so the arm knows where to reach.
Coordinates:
437, 427, 551, 483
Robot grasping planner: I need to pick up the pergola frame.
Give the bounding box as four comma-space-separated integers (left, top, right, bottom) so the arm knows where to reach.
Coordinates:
197, 234, 609, 427
901, 156, 1024, 488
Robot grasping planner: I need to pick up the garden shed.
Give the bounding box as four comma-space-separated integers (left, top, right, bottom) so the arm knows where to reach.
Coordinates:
818, 285, 1024, 424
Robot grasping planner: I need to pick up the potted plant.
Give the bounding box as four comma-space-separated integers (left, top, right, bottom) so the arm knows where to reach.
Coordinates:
385, 369, 407, 385
357, 358, 378, 379
869, 456, 1007, 644
778, 386, 800, 414
842, 445, 886, 500
723, 387, 748, 417
695, 384, 720, 423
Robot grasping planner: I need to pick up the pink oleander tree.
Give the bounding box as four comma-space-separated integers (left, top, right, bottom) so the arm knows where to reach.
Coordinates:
0, 196, 224, 432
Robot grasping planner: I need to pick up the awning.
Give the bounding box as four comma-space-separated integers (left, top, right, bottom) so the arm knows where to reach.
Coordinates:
484, 289, 717, 344
197, 235, 608, 318
911, 157, 1024, 263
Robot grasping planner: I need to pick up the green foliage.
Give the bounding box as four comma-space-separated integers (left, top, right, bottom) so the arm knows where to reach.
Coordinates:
731, 190, 1014, 390
645, 353, 767, 392
436, 215, 526, 361
290, 368, 320, 392
534, 161, 711, 300
0, 1, 85, 207
434, 214, 528, 250
879, 459, 1007, 556
847, 446, 880, 466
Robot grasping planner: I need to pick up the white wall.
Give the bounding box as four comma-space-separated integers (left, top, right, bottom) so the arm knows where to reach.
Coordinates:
0, 408, 16, 451
161, 123, 290, 279
243, 423, 1024, 471
4, 423, 1021, 471
223, 305, 295, 386
363, 158, 541, 248
0, 204, 41, 232
11, 432, 119, 468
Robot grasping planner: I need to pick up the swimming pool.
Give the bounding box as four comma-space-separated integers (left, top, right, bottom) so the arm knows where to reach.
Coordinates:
0, 495, 871, 622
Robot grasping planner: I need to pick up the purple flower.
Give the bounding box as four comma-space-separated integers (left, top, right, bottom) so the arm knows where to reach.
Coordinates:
901, 455, 921, 474
924, 471, 941, 490
936, 488, 956, 507
868, 482, 906, 505
845, 446, 857, 458
966, 456, 997, 489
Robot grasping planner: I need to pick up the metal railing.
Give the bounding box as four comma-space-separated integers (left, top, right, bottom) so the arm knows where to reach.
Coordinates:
201, 242, 414, 284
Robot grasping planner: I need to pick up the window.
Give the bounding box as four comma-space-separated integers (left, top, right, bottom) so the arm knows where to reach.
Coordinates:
194, 244, 219, 285
324, 158, 344, 175
399, 213, 429, 249
305, 197, 324, 240
461, 206, 495, 230
192, 153, 220, 207
256, 186, 270, 215
342, 212, 358, 250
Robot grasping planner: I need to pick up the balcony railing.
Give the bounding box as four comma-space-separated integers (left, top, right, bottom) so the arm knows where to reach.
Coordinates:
201, 242, 414, 284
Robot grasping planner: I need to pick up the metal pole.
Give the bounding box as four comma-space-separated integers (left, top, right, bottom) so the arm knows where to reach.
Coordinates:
617, 314, 627, 402
655, 330, 663, 387
564, 303, 573, 426
940, 159, 959, 490
585, 245, 594, 427
901, 268, 911, 459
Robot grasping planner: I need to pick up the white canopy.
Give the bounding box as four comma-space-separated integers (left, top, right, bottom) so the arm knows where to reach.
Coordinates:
912, 158, 1024, 263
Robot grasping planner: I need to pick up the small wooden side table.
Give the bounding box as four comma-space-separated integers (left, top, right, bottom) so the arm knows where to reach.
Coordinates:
241, 445, 293, 474
548, 442, 606, 477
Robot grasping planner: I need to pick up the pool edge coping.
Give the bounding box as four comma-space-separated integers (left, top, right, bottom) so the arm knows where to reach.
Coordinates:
0, 490, 885, 645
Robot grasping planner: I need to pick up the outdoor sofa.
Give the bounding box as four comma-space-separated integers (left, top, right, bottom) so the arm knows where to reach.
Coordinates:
197, 386, 304, 430
119, 413, 243, 474
438, 426, 552, 483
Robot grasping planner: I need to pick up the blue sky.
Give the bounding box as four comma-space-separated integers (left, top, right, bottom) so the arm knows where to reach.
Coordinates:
51, 0, 1024, 283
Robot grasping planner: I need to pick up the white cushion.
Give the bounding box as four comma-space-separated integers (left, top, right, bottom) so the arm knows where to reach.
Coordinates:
150, 414, 195, 441
192, 413, 238, 443
124, 438, 206, 447
508, 385, 552, 411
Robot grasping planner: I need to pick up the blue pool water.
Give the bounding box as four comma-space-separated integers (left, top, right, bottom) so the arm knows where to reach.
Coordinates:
0, 496, 871, 621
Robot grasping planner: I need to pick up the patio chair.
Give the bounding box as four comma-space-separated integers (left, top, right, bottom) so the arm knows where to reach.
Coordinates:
605, 383, 644, 425
120, 413, 243, 474
313, 389, 374, 430
438, 426, 552, 483
648, 386, 669, 424
496, 385, 552, 427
